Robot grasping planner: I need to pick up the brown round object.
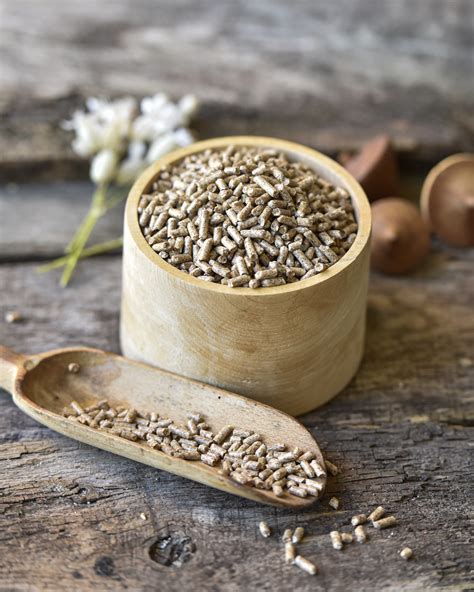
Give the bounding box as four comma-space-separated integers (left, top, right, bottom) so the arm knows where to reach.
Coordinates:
341, 135, 399, 202
371, 198, 430, 274
421, 153, 474, 247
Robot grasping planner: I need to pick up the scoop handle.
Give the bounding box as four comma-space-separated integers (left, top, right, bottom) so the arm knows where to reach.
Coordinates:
0, 346, 26, 393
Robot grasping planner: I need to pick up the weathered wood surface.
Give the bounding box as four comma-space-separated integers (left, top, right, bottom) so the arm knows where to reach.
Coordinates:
1, 0, 474, 181
1, 198, 473, 590
1, 1, 473, 587
0, 182, 123, 261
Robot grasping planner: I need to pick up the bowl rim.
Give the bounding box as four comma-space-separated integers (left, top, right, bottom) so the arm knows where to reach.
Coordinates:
125, 136, 372, 296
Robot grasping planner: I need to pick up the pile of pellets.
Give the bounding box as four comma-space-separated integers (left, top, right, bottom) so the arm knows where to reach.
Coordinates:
63, 395, 326, 500
137, 145, 358, 287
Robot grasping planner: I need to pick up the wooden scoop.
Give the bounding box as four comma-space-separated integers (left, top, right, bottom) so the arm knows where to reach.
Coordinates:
0, 345, 326, 508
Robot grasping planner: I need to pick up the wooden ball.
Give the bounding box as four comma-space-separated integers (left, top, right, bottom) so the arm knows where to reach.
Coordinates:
371, 198, 430, 274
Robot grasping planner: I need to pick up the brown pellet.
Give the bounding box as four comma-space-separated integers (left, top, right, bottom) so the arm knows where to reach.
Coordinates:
324, 460, 338, 476
400, 547, 413, 560
292, 526, 305, 544
373, 516, 397, 530
285, 541, 296, 564
330, 531, 343, 550
258, 521, 271, 538
4, 310, 22, 323
294, 555, 317, 576
354, 525, 367, 543
351, 514, 367, 526
368, 506, 386, 522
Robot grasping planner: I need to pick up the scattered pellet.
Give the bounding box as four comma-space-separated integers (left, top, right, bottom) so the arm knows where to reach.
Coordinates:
368, 506, 386, 522
4, 310, 22, 323
324, 460, 338, 476
294, 555, 317, 576
285, 542, 296, 564
354, 525, 367, 543
139, 513, 147, 520
330, 531, 343, 550
282, 528, 293, 543
373, 516, 397, 530
292, 526, 305, 544
258, 521, 271, 538
351, 514, 367, 526
400, 547, 413, 560
341, 533, 353, 544
329, 497, 340, 510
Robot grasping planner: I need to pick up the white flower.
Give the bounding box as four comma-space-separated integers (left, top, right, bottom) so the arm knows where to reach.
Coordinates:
64, 97, 137, 157
64, 92, 199, 184
173, 128, 195, 147
131, 114, 158, 142
90, 149, 119, 184
140, 93, 169, 115
146, 133, 179, 163
116, 141, 147, 184
65, 111, 101, 157
178, 95, 199, 122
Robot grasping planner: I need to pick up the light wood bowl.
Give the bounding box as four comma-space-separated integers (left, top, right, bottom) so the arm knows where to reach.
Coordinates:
120, 137, 371, 416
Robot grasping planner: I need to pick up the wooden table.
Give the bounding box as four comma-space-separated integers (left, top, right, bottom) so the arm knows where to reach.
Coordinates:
1, 2, 473, 590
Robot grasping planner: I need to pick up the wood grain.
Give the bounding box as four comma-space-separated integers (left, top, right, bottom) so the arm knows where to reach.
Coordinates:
0, 181, 123, 261
1, 243, 472, 590
1, 0, 474, 181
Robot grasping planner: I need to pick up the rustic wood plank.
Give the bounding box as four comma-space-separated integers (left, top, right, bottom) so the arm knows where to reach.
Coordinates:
0, 171, 426, 262
1, 0, 473, 180
1, 246, 472, 590
0, 181, 124, 261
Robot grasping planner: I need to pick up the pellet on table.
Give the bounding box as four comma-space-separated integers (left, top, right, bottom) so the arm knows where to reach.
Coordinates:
324, 460, 338, 476
341, 533, 353, 544
351, 514, 367, 526
373, 516, 397, 530
329, 497, 340, 510
354, 525, 367, 543
258, 521, 271, 538
294, 555, 317, 576
400, 547, 413, 560
292, 526, 305, 544
330, 531, 343, 550
285, 542, 296, 565
368, 506, 386, 522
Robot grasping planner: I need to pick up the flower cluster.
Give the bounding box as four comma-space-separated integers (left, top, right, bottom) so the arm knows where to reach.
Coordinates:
63, 93, 199, 185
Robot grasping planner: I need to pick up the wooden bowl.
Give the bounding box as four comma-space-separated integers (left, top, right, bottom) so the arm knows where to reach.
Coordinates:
120, 137, 371, 416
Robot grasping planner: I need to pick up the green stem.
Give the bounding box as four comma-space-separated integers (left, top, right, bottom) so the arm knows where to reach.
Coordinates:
105, 192, 127, 210
60, 185, 108, 287
37, 237, 123, 272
